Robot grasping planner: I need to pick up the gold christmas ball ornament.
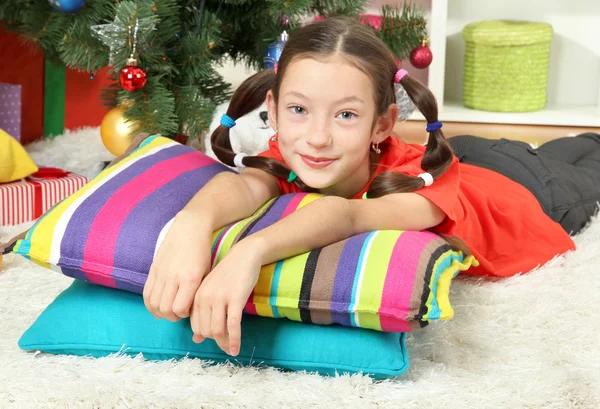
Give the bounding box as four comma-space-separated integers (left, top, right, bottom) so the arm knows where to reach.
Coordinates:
100, 106, 140, 156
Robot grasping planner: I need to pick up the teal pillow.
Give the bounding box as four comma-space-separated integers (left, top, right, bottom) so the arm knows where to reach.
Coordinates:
18, 281, 410, 379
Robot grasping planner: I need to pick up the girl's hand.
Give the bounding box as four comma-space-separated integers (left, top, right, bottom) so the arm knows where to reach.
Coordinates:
143, 211, 214, 322
190, 239, 263, 356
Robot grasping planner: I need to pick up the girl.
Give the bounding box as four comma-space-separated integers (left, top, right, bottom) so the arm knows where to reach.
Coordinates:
143, 18, 600, 357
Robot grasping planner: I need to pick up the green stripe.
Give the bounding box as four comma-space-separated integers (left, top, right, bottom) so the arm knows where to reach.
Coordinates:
44, 59, 65, 138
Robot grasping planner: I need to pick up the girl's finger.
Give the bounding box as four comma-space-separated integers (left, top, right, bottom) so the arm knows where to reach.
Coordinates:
226, 303, 244, 357
194, 290, 213, 340
158, 282, 180, 322
189, 306, 205, 343
142, 268, 157, 313
172, 280, 199, 318
149, 280, 166, 319
211, 301, 229, 354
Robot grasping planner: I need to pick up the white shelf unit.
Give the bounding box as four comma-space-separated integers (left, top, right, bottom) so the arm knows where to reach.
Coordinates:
368, 0, 600, 127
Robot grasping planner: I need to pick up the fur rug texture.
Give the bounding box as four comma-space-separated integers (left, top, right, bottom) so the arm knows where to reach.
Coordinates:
1, 127, 599, 409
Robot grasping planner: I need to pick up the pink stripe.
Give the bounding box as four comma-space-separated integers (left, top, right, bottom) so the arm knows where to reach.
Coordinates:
21, 184, 26, 222
16, 184, 21, 223
1, 186, 5, 225
57, 179, 64, 203
41, 180, 48, 213
81, 152, 212, 286
3, 185, 8, 225
9, 184, 15, 225
29, 184, 34, 221
280, 193, 307, 218
49, 179, 56, 211
16, 185, 21, 224
42, 180, 47, 212
7, 184, 12, 225
19, 185, 24, 223
378, 231, 435, 331
13, 184, 18, 224
379, 316, 411, 332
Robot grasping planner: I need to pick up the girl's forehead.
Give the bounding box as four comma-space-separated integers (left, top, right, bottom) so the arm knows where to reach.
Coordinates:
282, 56, 373, 98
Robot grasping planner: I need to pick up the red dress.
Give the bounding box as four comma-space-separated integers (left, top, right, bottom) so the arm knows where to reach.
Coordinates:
259, 136, 576, 277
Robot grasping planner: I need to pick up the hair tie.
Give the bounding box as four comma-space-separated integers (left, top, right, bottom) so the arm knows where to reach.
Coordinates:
426, 121, 443, 132
274, 63, 279, 74
220, 114, 236, 129
418, 172, 434, 187
233, 153, 247, 168
287, 171, 297, 183
394, 69, 408, 84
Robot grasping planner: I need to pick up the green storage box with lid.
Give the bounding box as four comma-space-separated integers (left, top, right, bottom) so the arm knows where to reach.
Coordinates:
462, 20, 553, 112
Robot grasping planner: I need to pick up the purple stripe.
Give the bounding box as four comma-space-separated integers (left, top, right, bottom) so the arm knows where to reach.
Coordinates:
330, 233, 368, 327
245, 194, 296, 236
60, 266, 89, 283
58, 144, 192, 270
112, 164, 230, 293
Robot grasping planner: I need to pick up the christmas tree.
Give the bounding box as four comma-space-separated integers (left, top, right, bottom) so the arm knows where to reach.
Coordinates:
0, 0, 427, 140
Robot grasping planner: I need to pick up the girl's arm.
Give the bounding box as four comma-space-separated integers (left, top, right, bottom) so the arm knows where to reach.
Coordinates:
180, 168, 280, 231
144, 168, 279, 321
191, 192, 444, 356
247, 193, 445, 265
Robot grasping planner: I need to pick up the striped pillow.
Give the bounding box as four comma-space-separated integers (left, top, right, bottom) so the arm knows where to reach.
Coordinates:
213, 193, 475, 332
3, 135, 476, 332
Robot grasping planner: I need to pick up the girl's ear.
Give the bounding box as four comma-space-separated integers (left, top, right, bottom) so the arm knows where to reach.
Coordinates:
266, 90, 278, 132
372, 103, 398, 144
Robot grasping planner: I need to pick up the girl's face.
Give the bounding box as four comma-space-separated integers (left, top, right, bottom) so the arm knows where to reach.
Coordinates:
266, 55, 397, 198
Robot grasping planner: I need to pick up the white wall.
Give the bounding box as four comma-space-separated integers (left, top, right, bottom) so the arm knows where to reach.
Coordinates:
215, 58, 257, 91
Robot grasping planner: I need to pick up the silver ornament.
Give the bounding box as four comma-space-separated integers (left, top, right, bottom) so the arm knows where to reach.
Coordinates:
91, 4, 156, 66
395, 83, 416, 121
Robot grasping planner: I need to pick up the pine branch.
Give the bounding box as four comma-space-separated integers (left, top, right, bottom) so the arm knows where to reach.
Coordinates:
378, 2, 427, 60
173, 85, 217, 139
2, 0, 428, 139
121, 75, 179, 136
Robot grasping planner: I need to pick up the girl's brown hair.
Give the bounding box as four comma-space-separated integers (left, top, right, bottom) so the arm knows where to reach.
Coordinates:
211, 17, 468, 253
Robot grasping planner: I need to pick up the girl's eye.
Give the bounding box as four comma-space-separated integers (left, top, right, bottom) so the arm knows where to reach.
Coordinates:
290, 106, 306, 115
337, 111, 356, 120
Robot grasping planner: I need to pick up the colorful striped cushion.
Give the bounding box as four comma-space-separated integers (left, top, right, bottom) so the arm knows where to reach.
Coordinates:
4, 135, 476, 332
212, 194, 475, 331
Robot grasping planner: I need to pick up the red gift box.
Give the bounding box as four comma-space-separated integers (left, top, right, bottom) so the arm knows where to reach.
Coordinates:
0, 167, 88, 226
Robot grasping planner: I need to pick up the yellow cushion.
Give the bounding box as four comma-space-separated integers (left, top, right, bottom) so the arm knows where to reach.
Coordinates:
0, 129, 38, 183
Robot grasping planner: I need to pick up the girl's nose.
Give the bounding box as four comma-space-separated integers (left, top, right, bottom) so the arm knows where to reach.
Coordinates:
306, 120, 331, 149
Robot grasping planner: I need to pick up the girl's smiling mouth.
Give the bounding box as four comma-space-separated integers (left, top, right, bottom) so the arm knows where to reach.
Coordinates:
300, 154, 337, 168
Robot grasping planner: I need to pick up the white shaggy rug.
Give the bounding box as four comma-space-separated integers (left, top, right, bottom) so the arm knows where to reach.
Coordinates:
1, 128, 599, 409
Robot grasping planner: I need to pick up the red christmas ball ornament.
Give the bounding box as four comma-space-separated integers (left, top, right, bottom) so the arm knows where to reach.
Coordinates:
174, 134, 189, 145
410, 38, 433, 69
119, 57, 147, 92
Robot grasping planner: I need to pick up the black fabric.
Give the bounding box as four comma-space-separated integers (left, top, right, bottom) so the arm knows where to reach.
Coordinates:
448, 133, 600, 235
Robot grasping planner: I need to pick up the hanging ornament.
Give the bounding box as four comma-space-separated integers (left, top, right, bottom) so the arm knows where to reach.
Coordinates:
119, 20, 147, 92
264, 30, 288, 69
91, 4, 156, 66
410, 38, 433, 69
100, 106, 140, 156
120, 60, 147, 92
174, 134, 189, 145
48, 0, 85, 13
395, 81, 416, 121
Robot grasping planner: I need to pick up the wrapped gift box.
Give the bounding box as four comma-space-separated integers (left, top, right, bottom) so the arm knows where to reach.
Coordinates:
0, 167, 87, 226
0, 83, 21, 141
